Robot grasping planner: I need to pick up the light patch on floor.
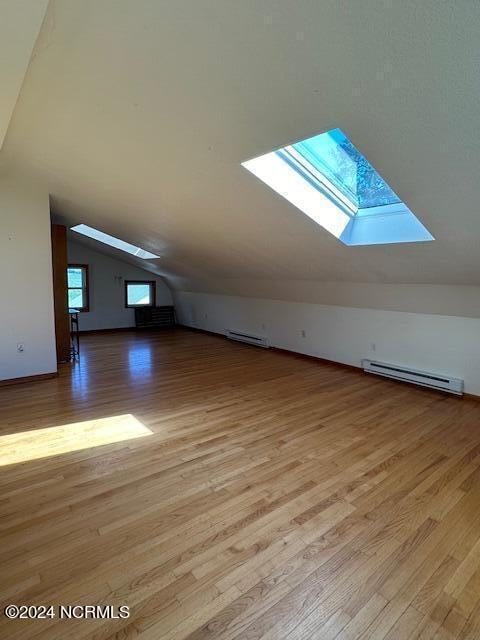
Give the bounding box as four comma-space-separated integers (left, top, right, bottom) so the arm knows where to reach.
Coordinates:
0, 414, 152, 466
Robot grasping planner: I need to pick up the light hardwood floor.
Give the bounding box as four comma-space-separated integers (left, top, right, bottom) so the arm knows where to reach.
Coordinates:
1, 329, 480, 639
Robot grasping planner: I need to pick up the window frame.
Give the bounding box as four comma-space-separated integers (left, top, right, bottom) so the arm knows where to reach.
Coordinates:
67, 264, 90, 312
124, 280, 156, 308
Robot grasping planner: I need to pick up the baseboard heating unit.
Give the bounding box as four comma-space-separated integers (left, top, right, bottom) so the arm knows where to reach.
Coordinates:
362, 359, 464, 395
226, 330, 269, 348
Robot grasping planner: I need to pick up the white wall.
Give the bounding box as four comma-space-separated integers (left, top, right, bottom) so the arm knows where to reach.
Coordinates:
0, 175, 57, 380
174, 290, 480, 396
67, 240, 173, 331
168, 277, 480, 320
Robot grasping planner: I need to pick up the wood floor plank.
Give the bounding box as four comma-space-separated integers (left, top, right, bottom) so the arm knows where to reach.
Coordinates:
1, 329, 480, 639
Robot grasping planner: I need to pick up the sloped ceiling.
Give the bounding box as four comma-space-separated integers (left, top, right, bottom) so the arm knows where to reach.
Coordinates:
1, 0, 480, 288
0, 0, 48, 150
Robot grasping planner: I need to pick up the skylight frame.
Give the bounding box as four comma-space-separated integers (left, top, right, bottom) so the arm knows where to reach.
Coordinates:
279, 146, 357, 217
242, 128, 434, 246
71, 224, 160, 259
242, 150, 352, 239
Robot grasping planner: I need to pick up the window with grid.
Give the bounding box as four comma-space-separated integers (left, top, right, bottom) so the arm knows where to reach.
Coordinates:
67, 264, 89, 311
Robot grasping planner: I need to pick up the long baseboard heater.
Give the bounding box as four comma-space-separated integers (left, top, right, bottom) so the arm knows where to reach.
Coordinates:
362, 359, 464, 395
226, 329, 269, 348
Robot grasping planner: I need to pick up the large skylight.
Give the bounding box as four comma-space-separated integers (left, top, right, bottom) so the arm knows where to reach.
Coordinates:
71, 224, 160, 259
242, 128, 433, 246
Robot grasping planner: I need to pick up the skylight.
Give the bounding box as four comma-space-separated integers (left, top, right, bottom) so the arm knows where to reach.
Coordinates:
71, 224, 160, 259
242, 128, 433, 246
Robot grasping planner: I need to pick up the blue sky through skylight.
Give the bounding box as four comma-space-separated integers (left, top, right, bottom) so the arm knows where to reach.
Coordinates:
242, 128, 433, 246
292, 129, 401, 209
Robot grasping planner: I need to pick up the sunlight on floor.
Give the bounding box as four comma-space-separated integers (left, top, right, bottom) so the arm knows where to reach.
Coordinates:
0, 414, 152, 466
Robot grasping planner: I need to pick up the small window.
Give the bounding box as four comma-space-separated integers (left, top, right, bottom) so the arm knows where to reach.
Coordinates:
67, 264, 89, 311
125, 280, 156, 308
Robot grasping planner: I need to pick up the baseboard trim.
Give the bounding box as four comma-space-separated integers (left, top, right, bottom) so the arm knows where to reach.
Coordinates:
271, 347, 474, 397
176, 324, 220, 338
177, 324, 361, 373
79, 327, 137, 335
79, 326, 177, 335
178, 324, 478, 399
177, 325, 360, 370
270, 345, 362, 374
0, 371, 58, 387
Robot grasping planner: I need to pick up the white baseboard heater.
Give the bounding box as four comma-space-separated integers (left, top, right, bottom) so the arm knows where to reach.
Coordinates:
226, 329, 269, 348
362, 359, 464, 396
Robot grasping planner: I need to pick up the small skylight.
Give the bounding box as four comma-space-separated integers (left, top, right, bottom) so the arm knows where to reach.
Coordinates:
71, 224, 160, 259
242, 128, 433, 246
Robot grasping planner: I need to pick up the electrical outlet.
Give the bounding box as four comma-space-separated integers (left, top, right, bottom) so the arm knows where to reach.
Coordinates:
370, 342, 376, 352
17, 343, 25, 353
261, 323, 266, 331
301, 329, 306, 338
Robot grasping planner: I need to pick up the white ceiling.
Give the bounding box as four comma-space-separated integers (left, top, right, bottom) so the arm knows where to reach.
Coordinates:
0, 0, 48, 150
1, 0, 480, 287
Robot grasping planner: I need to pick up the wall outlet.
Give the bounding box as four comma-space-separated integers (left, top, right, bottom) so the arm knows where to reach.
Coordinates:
17, 343, 25, 352
301, 329, 306, 338
370, 342, 376, 352
261, 323, 266, 331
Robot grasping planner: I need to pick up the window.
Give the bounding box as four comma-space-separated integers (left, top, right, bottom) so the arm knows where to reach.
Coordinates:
70, 224, 160, 259
67, 264, 89, 311
242, 128, 434, 246
125, 280, 156, 307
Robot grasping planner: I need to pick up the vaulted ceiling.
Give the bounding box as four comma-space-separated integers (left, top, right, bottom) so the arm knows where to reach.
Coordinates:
1, 0, 480, 288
